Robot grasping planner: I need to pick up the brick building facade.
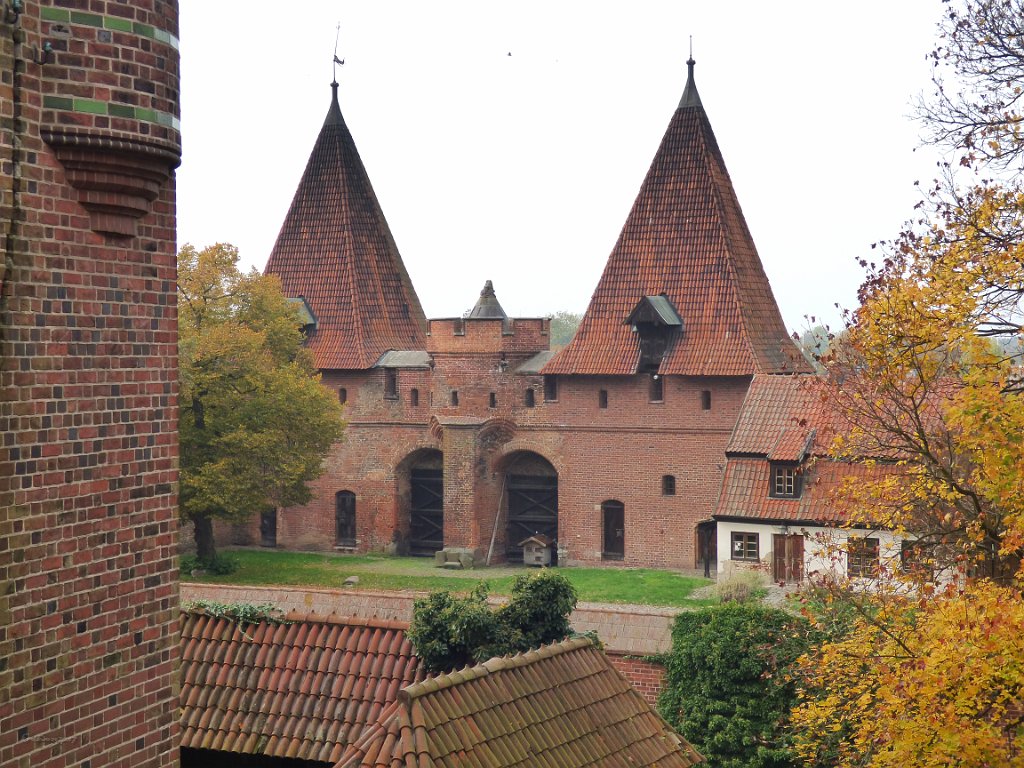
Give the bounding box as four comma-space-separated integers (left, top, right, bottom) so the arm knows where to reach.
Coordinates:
1, 2, 180, 767
233, 57, 811, 570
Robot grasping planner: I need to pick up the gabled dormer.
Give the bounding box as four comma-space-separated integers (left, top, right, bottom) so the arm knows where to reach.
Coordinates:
626, 295, 682, 374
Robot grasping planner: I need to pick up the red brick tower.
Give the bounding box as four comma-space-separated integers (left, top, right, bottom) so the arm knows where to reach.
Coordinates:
1, 2, 181, 767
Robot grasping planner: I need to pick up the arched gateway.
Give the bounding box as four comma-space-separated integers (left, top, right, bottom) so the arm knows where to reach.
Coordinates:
500, 451, 558, 563
397, 449, 444, 556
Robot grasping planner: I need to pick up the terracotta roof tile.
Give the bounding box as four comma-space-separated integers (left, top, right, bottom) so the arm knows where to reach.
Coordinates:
726, 375, 831, 455
545, 62, 810, 377
179, 611, 423, 762
264, 83, 427, 370
335, 638, 704, 767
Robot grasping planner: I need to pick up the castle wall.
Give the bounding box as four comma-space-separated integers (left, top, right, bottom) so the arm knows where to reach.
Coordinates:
0, 3, 180, 766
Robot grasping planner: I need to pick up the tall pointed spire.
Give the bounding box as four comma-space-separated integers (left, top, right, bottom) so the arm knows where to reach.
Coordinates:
545, 57, 810, 377
265, 83, 427, 370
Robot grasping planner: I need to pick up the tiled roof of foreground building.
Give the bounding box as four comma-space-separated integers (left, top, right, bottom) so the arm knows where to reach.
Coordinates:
545, 60, 810, 377
265, 82, 427, 370
336, 637, 704, 767
716, 374, 898, 524
179, 610, 422, 763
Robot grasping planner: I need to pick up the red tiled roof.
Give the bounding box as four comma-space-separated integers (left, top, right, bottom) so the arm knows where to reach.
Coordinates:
727, 374, 831, 455
265, 83, 427, 370
545, 62, 810, 377
179, 610, 423, 764
335, 638, 704, 767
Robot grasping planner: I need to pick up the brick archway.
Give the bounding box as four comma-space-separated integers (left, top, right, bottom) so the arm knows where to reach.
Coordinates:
494, 450, 559, 564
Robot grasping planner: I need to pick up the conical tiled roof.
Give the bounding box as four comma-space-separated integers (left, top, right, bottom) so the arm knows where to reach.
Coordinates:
545, 59, 810, 377
265, 82, 427, 370
466, 280, 508, 319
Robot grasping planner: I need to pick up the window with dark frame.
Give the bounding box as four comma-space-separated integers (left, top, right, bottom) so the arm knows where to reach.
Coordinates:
338, 387, 347, 405
770, 464, 800, 498
543, 375, 558, 402
847, 536, 880, 578
450, 390, 459, 406
900, 540, 928, 575
649, 375, 663, 402
524, 389, 535, 407
410, 388, 419, 406
731, 532, 759, 561
599, 389, 608, 409
489, 392, 497, 408
661, 474, 676, 495
335, 491, 356, 547
701, 390, 711, 410
384, 368, 398, 400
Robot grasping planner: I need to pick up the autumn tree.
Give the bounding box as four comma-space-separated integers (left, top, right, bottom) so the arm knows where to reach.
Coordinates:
178, 243, 344, 565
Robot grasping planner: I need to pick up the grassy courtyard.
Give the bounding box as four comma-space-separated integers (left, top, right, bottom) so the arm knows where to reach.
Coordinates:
183, 548, 715, 609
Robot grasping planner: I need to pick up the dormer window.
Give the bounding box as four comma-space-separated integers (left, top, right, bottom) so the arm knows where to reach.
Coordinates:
626, 295, 682, 374
769, 463, 801, 498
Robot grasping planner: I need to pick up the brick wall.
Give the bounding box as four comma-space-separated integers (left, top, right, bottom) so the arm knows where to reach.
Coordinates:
0, 3, 180, 767
607, 653, 667, 706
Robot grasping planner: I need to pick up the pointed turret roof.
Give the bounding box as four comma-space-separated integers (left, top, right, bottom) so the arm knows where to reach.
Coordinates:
466, 280, 508, 319
265, 82, 427, 370
544, 59, 810, 377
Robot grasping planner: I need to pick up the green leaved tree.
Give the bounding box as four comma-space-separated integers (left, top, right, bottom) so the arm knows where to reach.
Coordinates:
178, 243, 345, 565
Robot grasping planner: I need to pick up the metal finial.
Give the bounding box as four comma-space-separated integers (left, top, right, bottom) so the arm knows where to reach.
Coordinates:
332, 22, 345, 82
689, 35, 693, 61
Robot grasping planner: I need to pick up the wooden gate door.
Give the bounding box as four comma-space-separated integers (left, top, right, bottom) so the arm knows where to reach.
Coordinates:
602, 501, 625, 560
409, 469, 443, 556
773, 534, 804, 583
506, 474, 558, 563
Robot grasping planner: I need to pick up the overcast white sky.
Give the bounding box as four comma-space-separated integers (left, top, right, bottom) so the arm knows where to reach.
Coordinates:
176, 1, 946, 333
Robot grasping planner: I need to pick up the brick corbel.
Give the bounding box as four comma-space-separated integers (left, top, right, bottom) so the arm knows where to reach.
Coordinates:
41, 129, 181, 237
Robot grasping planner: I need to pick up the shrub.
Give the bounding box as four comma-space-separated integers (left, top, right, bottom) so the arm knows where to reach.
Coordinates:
715, 568, 768, 604
408, 570, 578, 673
658, 603, 815, 768
180, 552, 238, 576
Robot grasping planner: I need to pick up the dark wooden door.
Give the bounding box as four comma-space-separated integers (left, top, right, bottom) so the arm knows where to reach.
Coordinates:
335, 491, 356, 547
260, 509, 277, 548
696, 521, 717, 577
602, 501, 625, 560
409, 469, 443, 556
506, 474, 558, 563
773, 534, 804, 583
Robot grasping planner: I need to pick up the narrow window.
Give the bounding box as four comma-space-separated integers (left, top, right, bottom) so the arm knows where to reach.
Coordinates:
900, 540, 929, 576
384, 369, 398, 400
701, 390, 711, 410
661, 475, 676, 495
543, 375, 558, 402
599, 389, 608, 409
450, 390, 459, 406
601, 500, 625, 560
335, 491, 356, 547
338, 388, 347, 405
731, 532, 759, 562
649, 375, 663, 402
410, 388, 419, 406
769, 464, 800, 498
489, 392, 497, 408
524, 389, 535, 408
847, 537, 879, 578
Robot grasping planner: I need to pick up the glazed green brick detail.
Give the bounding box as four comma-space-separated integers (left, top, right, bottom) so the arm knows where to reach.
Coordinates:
42, 96, 74, 111
73, 99, 108, 115
134, 107, 158, 123
108, 104, 135, 119
103, 17, 133, 33
40, 7, 69, 22
69, 11, 103, 27
41, 11, 180, 50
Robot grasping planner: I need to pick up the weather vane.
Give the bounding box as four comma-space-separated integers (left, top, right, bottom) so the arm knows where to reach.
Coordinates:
332, 22, 345, 81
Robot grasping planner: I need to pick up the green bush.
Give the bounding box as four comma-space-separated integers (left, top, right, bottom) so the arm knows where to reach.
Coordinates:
658, 603, 815, 768
180, 552, 238, 576
715, 569, 768, 604
408, 570, 578, 673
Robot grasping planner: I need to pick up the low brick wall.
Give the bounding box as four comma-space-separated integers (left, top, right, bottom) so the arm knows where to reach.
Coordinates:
179, 582, 676, 699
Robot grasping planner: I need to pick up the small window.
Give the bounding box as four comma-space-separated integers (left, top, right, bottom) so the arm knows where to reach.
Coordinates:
599, 389, 608, 409
450, 390, 459, 406
544, 375, 558, 402
731, 532, 759, 561
900, 540, 928, 575
848, 537, 879, 578
410, 388, 419, 406
649, 375, 663, 402
701, 390, 711, 410
384, 369, 398, 400
524, 389, 535, 408
661, 475, 676, 495
770, 464, 800, 498
338, 388, 347, 405
489, 392, 497, 408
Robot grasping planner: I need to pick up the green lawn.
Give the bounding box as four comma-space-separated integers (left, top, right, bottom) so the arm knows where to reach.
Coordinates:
184, 549, 714, 609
